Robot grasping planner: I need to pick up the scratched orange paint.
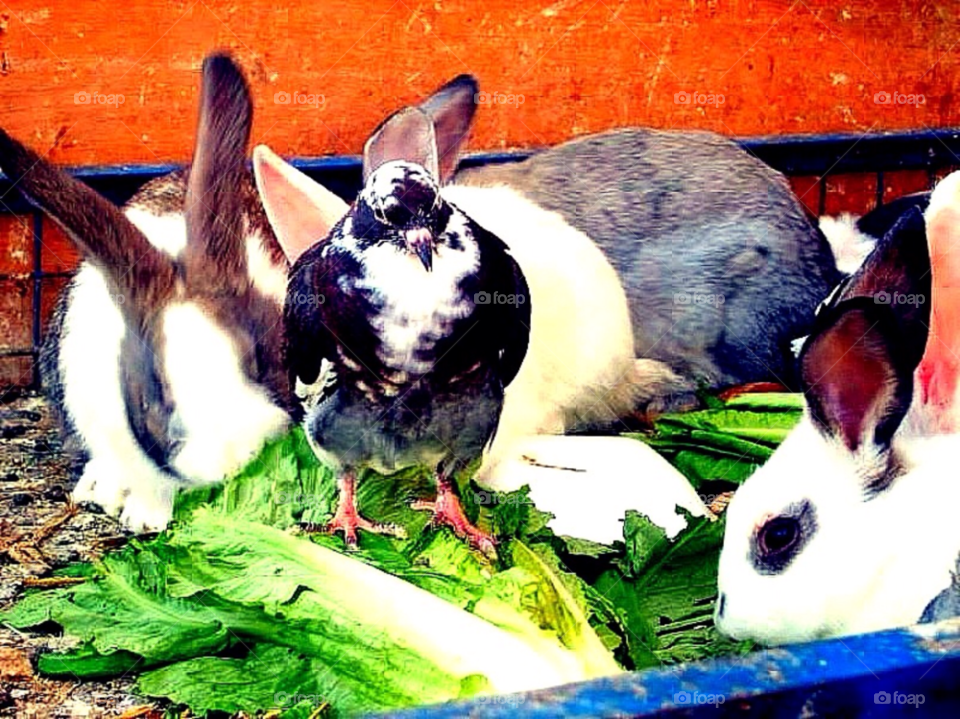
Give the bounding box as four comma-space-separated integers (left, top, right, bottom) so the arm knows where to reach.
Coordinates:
0, 1, 956, 164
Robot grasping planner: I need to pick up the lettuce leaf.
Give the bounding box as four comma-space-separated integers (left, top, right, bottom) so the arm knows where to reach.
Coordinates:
3, 394, 800, 715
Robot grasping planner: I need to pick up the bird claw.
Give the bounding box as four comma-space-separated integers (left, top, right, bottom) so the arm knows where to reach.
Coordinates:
301, 512, 406, 547
300, 469, 405, 547
413, 488, 498, 559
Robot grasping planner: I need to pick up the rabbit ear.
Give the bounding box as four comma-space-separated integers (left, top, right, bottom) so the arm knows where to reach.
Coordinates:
830, 207, 932, 368
362, 107, 440, 183
183, 52, 252, 291
417, 74, 479, 183
252, 144, 349, 264
0, 128, 175, 322
800, 209, 931, 454
916, 171, 960, 430
800, 299, 916, 453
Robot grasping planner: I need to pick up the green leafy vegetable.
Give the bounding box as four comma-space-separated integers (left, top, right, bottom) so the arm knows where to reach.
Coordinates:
2, 393, 802, 715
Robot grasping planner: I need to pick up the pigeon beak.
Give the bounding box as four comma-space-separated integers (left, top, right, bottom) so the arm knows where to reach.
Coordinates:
405, 227, 435, 272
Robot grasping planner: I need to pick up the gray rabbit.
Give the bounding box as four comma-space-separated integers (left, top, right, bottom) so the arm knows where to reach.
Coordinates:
459, 132, 841, 399
418, 77, 841, 407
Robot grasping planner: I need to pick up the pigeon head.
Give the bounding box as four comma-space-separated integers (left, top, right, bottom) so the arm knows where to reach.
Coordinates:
360, 160, 442, 272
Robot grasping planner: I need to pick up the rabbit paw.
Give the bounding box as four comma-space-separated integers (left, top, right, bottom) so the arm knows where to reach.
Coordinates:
73, 458, 129, 517
118, 484, 176, 534
72, 458, 175, 533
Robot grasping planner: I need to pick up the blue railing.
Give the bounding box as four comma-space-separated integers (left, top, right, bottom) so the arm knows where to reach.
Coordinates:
2, 127, 959, 385
380, 622, 960, 717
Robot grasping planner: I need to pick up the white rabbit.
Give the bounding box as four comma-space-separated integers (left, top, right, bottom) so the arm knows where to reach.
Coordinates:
716, 171, 960, 645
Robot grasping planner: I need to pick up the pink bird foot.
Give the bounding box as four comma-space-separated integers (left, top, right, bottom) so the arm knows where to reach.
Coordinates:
302, 472, 405, 546
412, 475, 497, 557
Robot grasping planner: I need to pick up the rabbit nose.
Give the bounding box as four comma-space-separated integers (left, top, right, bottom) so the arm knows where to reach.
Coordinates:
716, 592, 727, 620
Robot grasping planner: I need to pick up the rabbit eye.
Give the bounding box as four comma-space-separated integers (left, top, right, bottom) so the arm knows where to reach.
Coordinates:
758, 517, 799, 555
751, 500, 818, 575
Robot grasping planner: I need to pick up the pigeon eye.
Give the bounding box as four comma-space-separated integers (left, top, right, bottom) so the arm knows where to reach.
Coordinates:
758, 517, 799, 556
374, 198, 412, 227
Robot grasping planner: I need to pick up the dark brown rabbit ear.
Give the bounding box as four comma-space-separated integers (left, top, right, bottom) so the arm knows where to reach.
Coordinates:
0, 127, 175, 320
417, 74, 479, 183
362, 107, 440, 183
800, 208, 931, 457
831, 207, 931, 369
183, 52, 252, 291
800, 299, 915, 454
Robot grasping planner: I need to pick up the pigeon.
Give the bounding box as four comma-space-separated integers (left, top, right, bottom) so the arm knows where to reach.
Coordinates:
258, 107, 530, 552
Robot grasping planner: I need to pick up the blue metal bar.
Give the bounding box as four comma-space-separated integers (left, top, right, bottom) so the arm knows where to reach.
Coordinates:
2, 128, 959, 384
378, 622, 960, 718
737, 128, 960, 175
2, 128, 959, 202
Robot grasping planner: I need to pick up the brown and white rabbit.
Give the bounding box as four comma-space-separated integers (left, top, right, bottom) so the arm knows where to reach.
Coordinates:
716, 170, 960, 645
1, 54, 345, 531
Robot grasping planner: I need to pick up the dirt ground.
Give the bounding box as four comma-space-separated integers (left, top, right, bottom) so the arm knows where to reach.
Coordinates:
0, 388, 165, 719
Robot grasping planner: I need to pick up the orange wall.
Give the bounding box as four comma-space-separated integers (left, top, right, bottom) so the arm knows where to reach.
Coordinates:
0, 1, 957, 165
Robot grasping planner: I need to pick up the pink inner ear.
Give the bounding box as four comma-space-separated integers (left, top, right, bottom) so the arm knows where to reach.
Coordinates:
253, 146, 348, 264
917, 205, 960, 431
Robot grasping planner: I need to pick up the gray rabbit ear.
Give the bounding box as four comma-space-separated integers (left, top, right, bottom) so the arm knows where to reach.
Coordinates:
362, 107, 440, 183
417, 74, 479, 183
184, 52, 252, 291
252, 145, 349, 264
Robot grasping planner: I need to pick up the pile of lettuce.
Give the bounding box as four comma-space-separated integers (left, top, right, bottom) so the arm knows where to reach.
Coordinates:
0, 392, 802, 717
